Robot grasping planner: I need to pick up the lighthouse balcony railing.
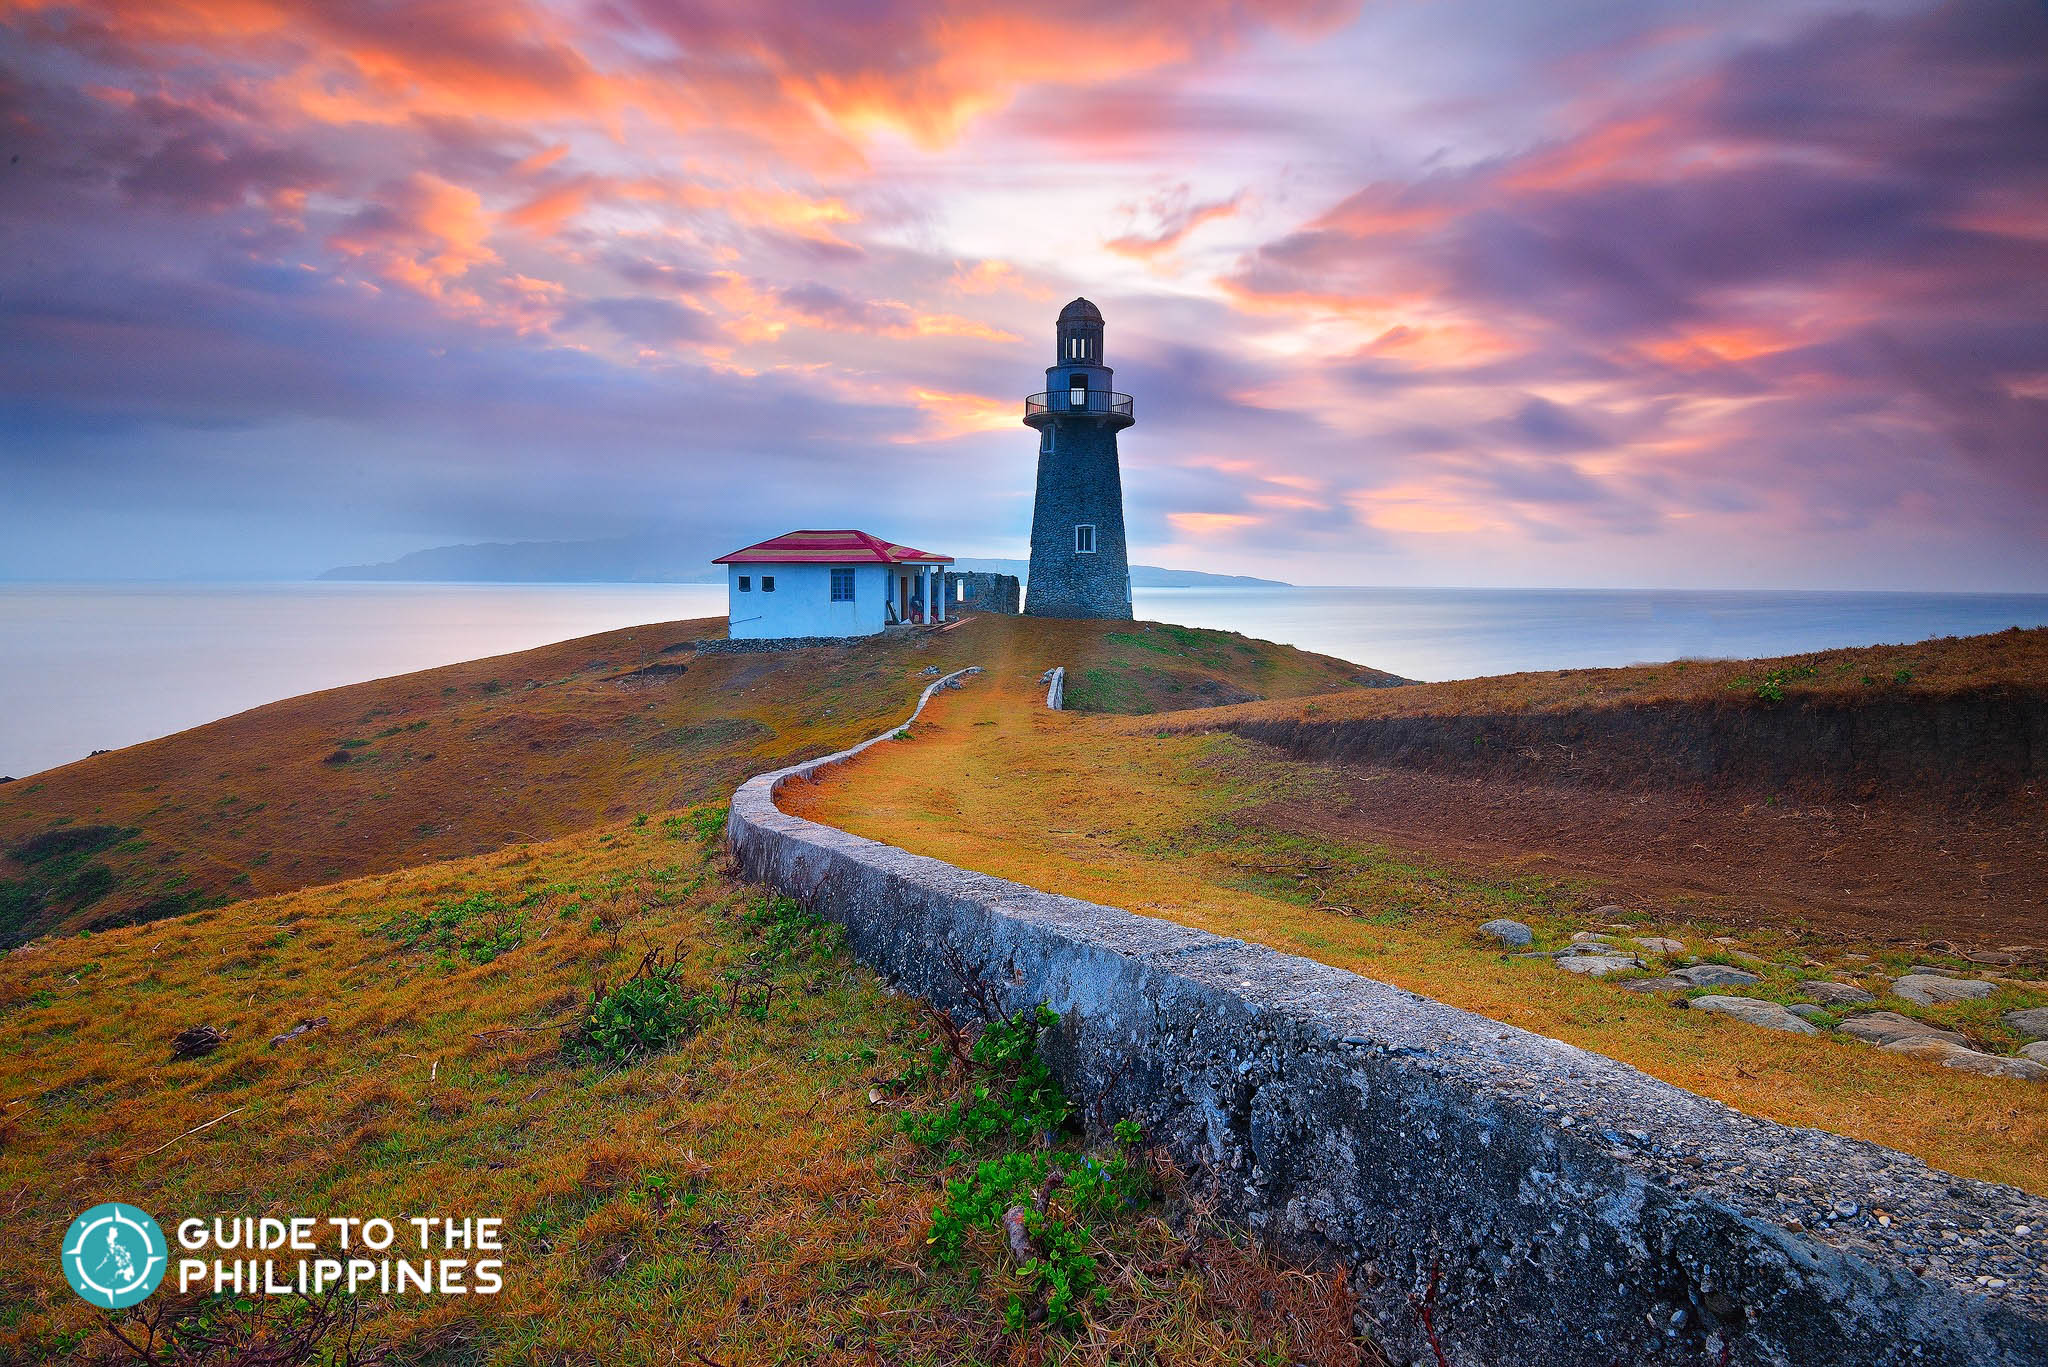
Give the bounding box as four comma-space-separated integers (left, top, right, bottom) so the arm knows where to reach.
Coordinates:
1024, 391, 1134, 420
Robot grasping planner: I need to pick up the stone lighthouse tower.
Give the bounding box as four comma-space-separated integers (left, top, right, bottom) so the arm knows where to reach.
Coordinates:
1023, 298, 1134, 619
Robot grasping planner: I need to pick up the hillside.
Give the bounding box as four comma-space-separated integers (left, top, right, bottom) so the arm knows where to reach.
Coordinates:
0, 615, 1374, 948
783, 627, 2048, 1193
0, 815, 1369, 1365
0, 614, 1389, 1363
1146, 627, 2048, 803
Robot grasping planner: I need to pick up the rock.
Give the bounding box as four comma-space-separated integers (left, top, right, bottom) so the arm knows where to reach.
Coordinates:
1803, 981, 1876, 1007
1892, 975, 1994, 1006
1671, 964, 1760, 988
1589, 904, 1628, 919
171, 1024, 229, 1059
1571, 930, 1618, 944
1557, 954, 1638, 977
1687, 996, 1822, 1034
2003, 1007, 2048, 1039
1787, 1004, 1830, 1022
1965, 949, 2020, 966
2021, 1041, 2048, 1065
1907, 964, 1966, 978
1479, 918, 1533, 948
269, 1015, 329, 1049
1725, 949, 1770, 966
1617, 976, 1690, 994
1710, 936, 1740, 946
1838, 1012, 1967, 1048
1634, 936, 1684, 955
1880, 1038, 2048, 1082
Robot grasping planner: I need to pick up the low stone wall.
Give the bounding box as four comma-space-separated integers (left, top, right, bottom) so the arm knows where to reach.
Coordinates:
945, 571, 1021, 615
728, 671, 2048, 1366
689, 635, 869, 654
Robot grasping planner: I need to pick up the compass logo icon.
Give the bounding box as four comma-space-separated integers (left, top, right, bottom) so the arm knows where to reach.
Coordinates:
61, 1203, 168, 1308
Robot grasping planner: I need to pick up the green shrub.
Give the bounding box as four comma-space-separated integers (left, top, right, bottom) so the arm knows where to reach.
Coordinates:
568, 948, 717, 1065
899, 1005, 1150, 1334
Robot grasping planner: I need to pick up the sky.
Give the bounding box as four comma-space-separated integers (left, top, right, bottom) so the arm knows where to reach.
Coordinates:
1, 0, 2044, 589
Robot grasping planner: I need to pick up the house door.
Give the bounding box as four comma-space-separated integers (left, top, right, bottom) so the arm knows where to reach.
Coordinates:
900, 574, 912, 622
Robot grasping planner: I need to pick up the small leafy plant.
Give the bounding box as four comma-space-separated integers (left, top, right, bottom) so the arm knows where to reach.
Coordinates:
1727, 662, 1817, 702
898, 1004, 1152, 1334
567, 944, 717, 1065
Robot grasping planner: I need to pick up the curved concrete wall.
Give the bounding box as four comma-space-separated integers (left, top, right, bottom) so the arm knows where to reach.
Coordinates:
728, 671, 2048, 1366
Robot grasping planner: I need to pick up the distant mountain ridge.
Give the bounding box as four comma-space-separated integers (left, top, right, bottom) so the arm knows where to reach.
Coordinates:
318, 538, 1290, 588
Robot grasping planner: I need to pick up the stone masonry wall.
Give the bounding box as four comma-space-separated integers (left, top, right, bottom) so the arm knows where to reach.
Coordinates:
1025, 419, 1132, 619
944, 571, 1020, 615
728, 671, 2048, 1367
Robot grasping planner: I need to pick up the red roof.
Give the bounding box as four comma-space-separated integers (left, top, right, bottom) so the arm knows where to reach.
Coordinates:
713, 529, 953, 566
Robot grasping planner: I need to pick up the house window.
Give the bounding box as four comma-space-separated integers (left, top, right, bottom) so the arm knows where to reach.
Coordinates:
762, 576, 775, 592
737, 575, 751, 592
830, 567, 855, 602
1074, 524, 1096, 554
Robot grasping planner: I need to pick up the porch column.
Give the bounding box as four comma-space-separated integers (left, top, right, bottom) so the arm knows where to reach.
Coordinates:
932, 565, 945, 623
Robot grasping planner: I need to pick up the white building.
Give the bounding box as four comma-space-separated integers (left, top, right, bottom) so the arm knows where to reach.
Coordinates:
714, 529, 955, 640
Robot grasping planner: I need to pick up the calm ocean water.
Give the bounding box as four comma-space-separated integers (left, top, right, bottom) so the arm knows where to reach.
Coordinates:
3, 582, 2045, 778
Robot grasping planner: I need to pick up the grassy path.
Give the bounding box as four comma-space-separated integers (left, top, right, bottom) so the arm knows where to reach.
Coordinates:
783, 634, 2048, 1195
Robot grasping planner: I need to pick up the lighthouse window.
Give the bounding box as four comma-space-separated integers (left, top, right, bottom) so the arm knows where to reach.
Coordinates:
737, 575, 751, 592
1040, 426, 1052, 455
830, 567, 855, 602
1074, 524, 1096, 554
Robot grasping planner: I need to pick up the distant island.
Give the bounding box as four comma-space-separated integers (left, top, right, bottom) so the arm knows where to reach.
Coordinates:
318, 537, 1290, 589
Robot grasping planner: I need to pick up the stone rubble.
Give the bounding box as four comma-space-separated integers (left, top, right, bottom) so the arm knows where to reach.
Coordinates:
1893, 974, 1996, 1006
1687, 995, 1822, 1034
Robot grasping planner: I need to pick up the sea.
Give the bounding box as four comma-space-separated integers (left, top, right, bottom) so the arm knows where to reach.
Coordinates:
3, 581, 2046, 779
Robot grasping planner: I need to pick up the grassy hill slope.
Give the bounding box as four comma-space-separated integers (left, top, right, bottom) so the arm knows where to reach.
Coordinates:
1146, 628, 2048, 803
0, 815, 1367, 1365
0, 613, 1387, 1363
0, 614, 1370, 951
784, 629, 2048, 1193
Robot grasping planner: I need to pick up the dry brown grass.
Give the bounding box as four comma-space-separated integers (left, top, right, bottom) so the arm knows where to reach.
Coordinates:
1138, 625, 2048, 729
0, 613, 1389, 1364
0, 615, 1368, 950
784, 627, 2048, 1195
0, 816, 1374, 1365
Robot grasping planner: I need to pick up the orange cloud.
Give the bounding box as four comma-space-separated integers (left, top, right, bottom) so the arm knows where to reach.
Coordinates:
327, 173, 497, 301
1107, 191, 1246, 260
506, 178, 598, 237
1167, 512, 1260, 535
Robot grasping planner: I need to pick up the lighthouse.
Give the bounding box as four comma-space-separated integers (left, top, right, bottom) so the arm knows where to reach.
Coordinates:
1022, 298, 1134, 619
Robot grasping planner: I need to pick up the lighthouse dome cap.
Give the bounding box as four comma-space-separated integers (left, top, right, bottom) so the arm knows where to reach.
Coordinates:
1058, 297, 1102, 322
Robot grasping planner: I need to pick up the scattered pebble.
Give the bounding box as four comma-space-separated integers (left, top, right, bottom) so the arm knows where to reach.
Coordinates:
1479, 918, 1533, 948
2004, 1007, 2048, 1039
1671, 964, 1760, 988
1881, 1038, 2048, 1083
1686, 995, 1822, 1034
1892, 974, 1995, 1007
1837, 1012, 1967, 1049
1558, 954, 1639, 977
1617, 976, 1690, 994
